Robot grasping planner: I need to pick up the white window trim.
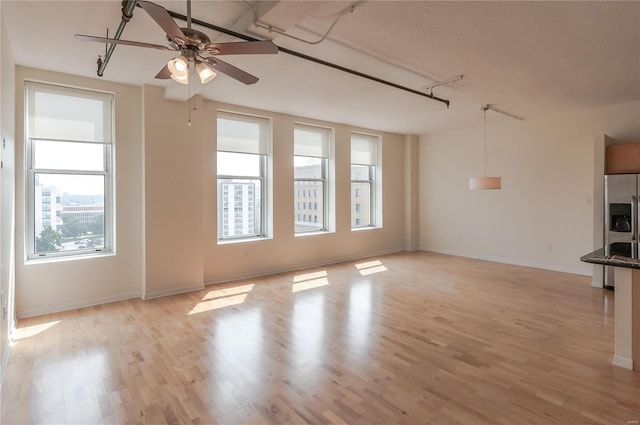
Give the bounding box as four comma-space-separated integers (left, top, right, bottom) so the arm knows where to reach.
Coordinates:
351, 132, 382, 230
293, 123, 334, 235
216, 111, 271, 242
294, 155, 328, 234
25, 82, 115, 261
217, 164, 266, 241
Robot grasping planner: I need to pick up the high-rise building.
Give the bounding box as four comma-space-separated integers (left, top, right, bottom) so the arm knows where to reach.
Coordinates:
293, 163, 324, 233
221, 181, 259, 238
34, 178, 63, 237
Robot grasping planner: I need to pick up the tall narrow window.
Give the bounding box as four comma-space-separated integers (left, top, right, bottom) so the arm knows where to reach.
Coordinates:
294, 124, 331, 233
217, 112, 269, 240
25, 82, 114, 259
351, 133, 380, 228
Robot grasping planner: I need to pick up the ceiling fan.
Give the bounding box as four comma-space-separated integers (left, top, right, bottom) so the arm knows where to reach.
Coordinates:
75, 0, 278, 85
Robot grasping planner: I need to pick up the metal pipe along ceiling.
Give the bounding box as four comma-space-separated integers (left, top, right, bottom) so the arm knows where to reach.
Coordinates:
98, 0, 139, 77
165, 9, 451, 107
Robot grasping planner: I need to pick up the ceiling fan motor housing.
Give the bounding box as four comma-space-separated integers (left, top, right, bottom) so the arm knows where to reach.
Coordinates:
168, 28, 212, 50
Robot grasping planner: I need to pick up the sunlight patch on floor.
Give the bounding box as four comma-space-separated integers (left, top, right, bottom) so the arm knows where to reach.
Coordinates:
14, 320, 61, 340
188, 284, 254, 315
292, 270, 329, 292
355, 260, 388, 276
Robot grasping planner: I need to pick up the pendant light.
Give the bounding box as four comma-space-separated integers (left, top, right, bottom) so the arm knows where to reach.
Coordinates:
469, 104, 501, 190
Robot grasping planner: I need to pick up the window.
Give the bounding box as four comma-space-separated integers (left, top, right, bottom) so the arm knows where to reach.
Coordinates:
217, 111, 269, 240
25, 82, 113, 259
294, 124, 331, 233
351, 133, 380, 228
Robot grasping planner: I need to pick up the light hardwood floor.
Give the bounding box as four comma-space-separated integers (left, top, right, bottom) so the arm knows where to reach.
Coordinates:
2, 252, 639, 424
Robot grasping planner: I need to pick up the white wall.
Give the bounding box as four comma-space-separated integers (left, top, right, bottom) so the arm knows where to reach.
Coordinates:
143, 86, 206, 298
203, 102, 406, 284
0, 4, 17, 383
404, 135, 419, 251
15, 67, 144, 318
419, 101, 640, 275
143, 85, 407, 295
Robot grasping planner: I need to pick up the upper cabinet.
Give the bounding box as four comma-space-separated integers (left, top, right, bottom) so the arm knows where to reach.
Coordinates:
606, 143, 640, 174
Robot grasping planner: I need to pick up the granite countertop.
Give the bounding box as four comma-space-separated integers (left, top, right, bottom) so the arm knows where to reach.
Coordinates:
580, 242, 640, 269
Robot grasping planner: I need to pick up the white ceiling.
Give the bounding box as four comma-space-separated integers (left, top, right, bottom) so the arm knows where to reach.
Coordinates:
2, 0, 639, 135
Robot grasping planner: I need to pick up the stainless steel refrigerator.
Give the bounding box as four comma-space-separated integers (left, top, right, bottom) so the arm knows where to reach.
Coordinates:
604, 174, 639, 288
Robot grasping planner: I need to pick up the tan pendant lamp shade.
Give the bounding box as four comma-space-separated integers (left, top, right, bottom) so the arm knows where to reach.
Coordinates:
469, 105, 502, 190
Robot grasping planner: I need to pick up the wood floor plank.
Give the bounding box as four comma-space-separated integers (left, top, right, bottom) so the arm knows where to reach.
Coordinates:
2, 252, 639, 424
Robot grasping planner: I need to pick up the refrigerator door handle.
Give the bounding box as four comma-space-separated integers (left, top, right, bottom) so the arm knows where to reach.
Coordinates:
636, 194, 640, 245
633, 195, 637, 241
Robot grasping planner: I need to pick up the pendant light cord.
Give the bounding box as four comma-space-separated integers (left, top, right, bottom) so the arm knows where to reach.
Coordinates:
483, 107, 487, 177
187, 0, 192, 126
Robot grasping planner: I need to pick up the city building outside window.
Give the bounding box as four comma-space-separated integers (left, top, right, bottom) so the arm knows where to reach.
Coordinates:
25, 82, 113, 260
293, 124, 331, 233
351, 133, 380, 228
217, 111, 269, 240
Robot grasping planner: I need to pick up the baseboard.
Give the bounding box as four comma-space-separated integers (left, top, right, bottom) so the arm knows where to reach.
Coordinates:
612, 355, 633, 370
17, 291, 141, 319
204, 247, 404, 286
143, 284, 205, 300
424, 248, 591, 277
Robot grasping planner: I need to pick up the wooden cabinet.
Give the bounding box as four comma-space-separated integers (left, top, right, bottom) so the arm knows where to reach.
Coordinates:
606, 143, 640, 174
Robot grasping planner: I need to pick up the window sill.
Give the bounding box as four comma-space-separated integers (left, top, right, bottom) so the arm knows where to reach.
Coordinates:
26, 250, 115, 265
217, 236, 270, 245
351, 225, 381, 232
295, 230, 334, 238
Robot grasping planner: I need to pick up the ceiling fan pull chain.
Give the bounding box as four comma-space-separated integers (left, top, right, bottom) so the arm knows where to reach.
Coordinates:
188, 71, 192, 127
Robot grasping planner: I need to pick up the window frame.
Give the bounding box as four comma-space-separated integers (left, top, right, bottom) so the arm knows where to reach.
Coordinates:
216, 156, 266, 240
25, 82, 114, 261
350, 165, 374, 228
293, 123, 333, 235
294, 155, 328, 234
351, 132, 381, 229
216, 111, 270, 242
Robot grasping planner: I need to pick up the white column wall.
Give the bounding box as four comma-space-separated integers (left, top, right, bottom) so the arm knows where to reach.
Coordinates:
14, 67, 144, 318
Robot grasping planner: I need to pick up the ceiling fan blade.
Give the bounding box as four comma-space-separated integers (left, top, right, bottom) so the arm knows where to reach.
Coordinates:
138, 1, 186, 44
204, 40, 279, 56
155, 65, 172, 79
203, 58, 259, 85
75, 34, 173, 51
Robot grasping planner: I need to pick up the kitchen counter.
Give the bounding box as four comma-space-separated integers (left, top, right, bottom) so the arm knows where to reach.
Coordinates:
580, 242, 640, 269
581, 242, 640, 370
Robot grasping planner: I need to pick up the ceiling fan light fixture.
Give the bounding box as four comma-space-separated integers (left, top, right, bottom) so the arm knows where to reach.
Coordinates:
196, 61, 216, 84
167, 55, 188, 75
170, 72, 189, 85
